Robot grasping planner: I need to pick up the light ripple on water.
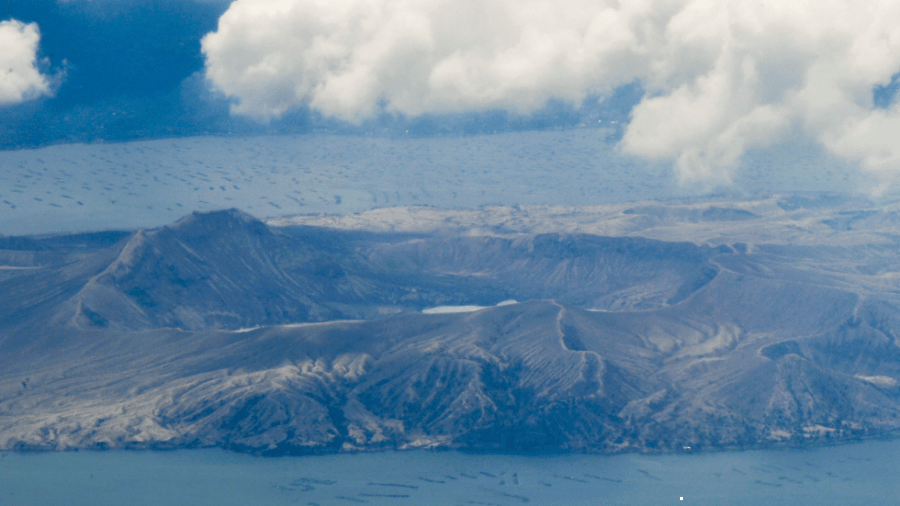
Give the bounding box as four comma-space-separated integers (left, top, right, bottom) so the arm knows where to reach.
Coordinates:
0, 132, 863, 236
1, 439, 899, 505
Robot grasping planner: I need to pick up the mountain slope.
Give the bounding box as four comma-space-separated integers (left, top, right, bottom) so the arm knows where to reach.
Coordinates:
3, 199, 900, 453
2, 209, 725, 334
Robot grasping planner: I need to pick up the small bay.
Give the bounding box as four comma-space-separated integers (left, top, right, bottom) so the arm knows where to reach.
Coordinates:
2, 439, 898, 505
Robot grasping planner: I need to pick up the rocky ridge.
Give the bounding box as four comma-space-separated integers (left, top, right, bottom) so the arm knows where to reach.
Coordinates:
2, 193, 900, 454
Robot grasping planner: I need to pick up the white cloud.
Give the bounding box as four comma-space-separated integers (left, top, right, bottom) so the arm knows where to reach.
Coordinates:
0, 19, 51, 106
202, 0, 900, 182
202, 0, 647, 120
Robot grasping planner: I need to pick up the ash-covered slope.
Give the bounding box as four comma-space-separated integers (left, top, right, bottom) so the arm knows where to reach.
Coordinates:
364, 234, 721, 309
70, 209, 330, 330
3, 196, 900, 454
0, 208, 722, 335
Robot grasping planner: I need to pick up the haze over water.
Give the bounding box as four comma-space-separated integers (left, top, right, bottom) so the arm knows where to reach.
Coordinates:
0, 131, 863, 236
3, 439, 897, 506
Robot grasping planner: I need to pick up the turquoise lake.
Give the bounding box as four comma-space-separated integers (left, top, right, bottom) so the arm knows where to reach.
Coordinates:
2, 440, 898, 505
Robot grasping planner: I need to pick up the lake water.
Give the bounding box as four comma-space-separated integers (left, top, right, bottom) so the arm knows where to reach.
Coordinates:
0, 131, 862, 236
2, 440, 898, 506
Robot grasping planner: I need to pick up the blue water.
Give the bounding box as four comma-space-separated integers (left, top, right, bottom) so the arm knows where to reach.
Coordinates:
0, 131, 860, 236
2, 440, 898, 506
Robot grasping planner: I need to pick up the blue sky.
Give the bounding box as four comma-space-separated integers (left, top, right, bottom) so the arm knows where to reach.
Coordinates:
3, 0, 900, 186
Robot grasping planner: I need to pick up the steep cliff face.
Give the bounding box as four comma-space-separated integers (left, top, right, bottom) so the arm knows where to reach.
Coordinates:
363, 233, 724, 310
3, 209, 723, 334
74, 210, 326, 330
3, 199, 900, 454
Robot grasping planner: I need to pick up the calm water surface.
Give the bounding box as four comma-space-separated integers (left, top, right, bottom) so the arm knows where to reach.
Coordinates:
2, 440, 898, 505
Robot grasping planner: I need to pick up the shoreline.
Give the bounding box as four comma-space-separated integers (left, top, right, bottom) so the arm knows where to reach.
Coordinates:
4, 429, 899, 458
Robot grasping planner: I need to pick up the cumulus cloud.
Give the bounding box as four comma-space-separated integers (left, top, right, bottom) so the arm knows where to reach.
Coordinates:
0, 19, 51, 106
202, 0, 900, 182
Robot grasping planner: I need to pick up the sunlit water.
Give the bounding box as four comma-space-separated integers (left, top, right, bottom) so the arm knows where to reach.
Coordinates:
2, 439, 898, 506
